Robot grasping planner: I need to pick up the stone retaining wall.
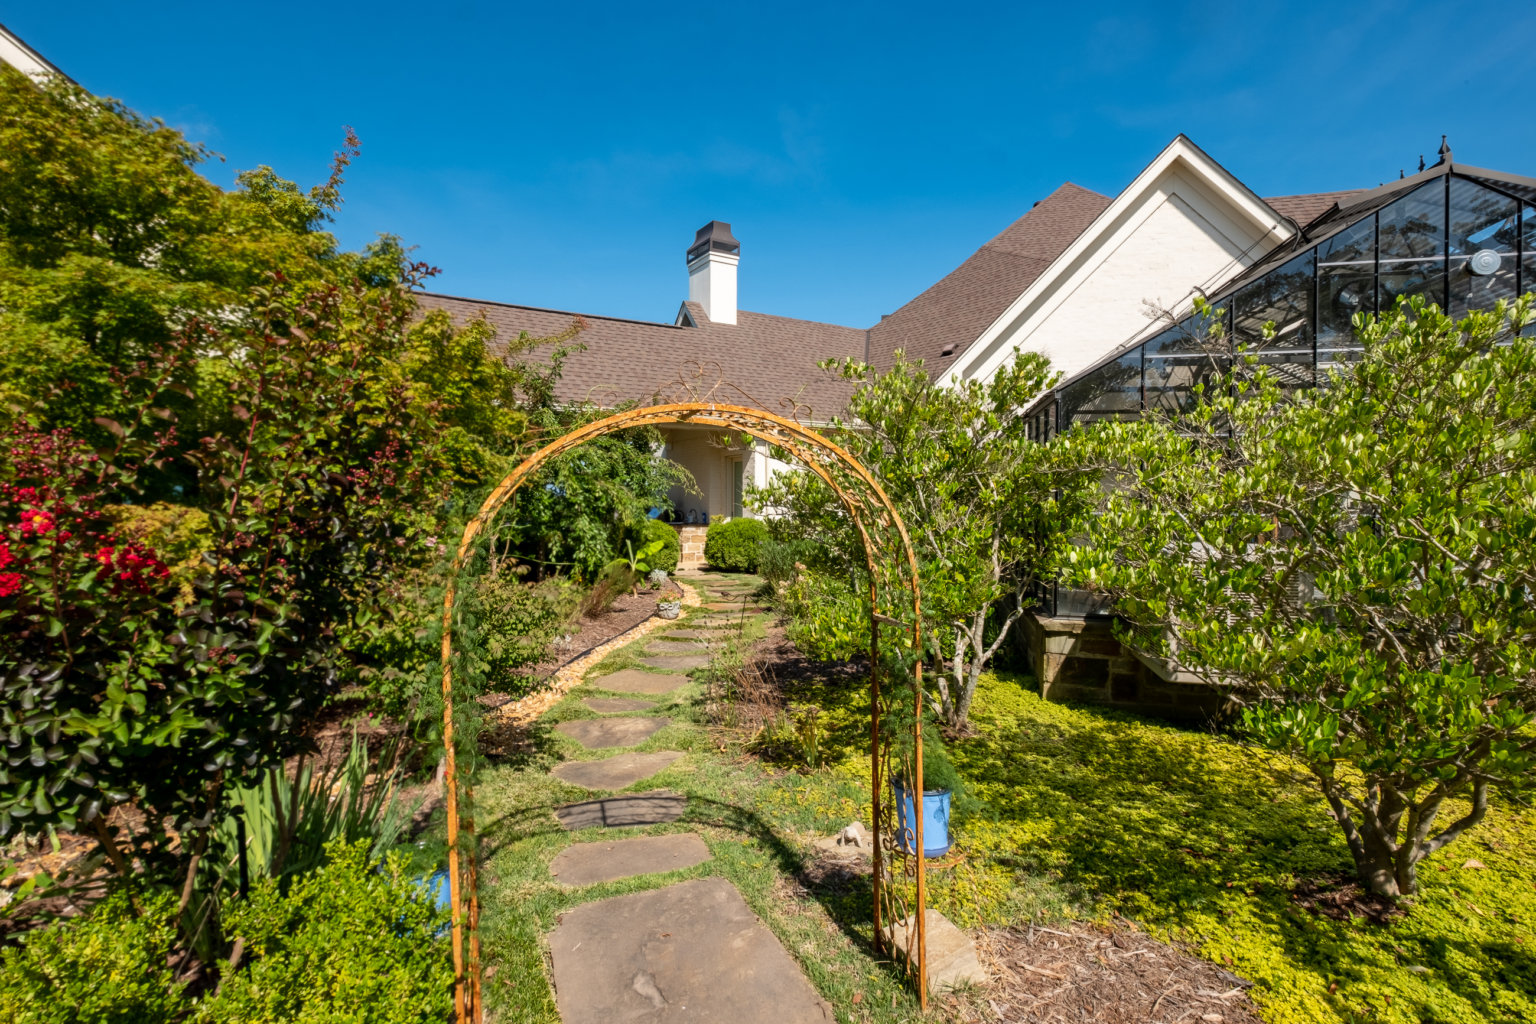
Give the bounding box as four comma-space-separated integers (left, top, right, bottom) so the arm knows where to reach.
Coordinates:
1019, 613, 1236, 721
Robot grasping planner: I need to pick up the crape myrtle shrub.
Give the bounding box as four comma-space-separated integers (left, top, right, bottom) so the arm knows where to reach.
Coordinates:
704, 516, 768, 572
758, 351, 1092, 728
0, 274, 446, 857
0, 60, 621, 864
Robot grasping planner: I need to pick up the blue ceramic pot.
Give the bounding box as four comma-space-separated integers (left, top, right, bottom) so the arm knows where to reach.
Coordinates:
891, 777, 952, 858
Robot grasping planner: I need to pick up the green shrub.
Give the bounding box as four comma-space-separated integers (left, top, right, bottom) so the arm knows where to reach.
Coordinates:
200, 839, 451, 1024
476, 571, 578, 680
0, 888, 184, 1024
757, 537, 818, 587
218, 729, 413, 888
638, 518, 680, 573
704, 517, 768, 573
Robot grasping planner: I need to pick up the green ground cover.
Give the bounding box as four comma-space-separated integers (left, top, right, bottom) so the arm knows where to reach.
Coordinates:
782, 670, 1536, 1024
473, 586, 1536, 1024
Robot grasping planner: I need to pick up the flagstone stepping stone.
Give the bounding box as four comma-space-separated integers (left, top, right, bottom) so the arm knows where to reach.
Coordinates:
639, 653, 711, 671
549, 833, 712, 886
589, 669, 690, 694
554, 717, 669, 749
584, 697, 657, 713
648, 635, 723, 648
555, 790, 687, 830
549, 876, 834, 1023
659, 629, 721, 640
552, 751, 683, 790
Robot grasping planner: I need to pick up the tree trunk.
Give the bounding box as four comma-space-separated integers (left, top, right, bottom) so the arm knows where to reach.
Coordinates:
1313, 769, 1490, 898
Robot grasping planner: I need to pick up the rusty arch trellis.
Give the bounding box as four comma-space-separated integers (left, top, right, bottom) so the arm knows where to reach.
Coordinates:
439, 402, 932, 1023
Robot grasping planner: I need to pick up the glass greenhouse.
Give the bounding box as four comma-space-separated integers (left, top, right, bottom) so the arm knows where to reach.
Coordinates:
1028, 160, 1536, 618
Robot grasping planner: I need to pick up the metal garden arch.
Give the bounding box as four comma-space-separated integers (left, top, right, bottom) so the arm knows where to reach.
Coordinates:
439, 401, 932, 1023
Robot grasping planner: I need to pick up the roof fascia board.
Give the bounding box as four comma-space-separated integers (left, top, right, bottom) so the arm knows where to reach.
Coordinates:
1453, 163, 1536, 195
0, 22, 71, 82
944, 135, 1294, 384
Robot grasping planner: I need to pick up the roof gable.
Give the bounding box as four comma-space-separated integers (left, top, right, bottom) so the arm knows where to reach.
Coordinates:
943, 135, 1298, 386
864, 183, 1110, 375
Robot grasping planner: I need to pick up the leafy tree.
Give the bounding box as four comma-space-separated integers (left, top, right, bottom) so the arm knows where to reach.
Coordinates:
760, 351, 1092, 728
1065, 295, 1536, 897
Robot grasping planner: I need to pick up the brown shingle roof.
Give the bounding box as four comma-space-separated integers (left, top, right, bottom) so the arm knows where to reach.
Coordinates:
1263, 189, 1363, 228
864, 183, 1112, 375
415, 292, 865, 422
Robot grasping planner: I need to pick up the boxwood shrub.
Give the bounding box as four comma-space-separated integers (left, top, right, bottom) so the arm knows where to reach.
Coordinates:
638, 518, 680, 573
704, 517, 768, 573
0, 839, 450, 1024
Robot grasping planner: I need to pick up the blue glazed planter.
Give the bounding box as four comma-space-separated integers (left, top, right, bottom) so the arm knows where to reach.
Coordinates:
891, 777, 952, 858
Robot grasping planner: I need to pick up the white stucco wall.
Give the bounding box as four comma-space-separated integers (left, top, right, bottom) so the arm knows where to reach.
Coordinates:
687, 251, 739, 325
0, 26, 60, 78
948, 143, 1292, 387
660, 427, 748, 522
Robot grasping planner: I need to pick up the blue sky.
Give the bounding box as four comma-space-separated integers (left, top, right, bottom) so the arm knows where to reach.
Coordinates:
9, 2, 1536, 327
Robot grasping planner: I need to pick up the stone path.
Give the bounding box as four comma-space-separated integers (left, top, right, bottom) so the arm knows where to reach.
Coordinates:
584, 697, 656, 713
555, 790, 688, 830
549, 833, 711, 886
552, 751, 682, 790
638, 653, 711, 671
542, 575, 833, 1022
550, 877, 833, 1023
554, 717, 668, 749
588, 669, 689, 694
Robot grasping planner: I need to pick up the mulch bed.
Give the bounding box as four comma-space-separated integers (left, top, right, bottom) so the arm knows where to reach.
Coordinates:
964, 922, 1263, 1024
478, 579, 682, 708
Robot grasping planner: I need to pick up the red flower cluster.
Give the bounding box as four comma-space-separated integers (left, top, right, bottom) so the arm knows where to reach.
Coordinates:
18, 507, 54, 535
91, 544, 171, 593
0, 541, 20, 598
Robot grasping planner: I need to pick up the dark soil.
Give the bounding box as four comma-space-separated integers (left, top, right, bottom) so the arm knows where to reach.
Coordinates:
1290, 872, 1404, 925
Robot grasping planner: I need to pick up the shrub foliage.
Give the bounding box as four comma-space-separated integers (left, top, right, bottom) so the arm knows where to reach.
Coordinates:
1067, 296, 1536, 896
704, 517, 768, 572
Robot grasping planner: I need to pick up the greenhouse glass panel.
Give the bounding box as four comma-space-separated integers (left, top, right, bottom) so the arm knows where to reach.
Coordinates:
1524, 204, 1536, 255
1379, 259, 1446, 315
1144, 322, 1229, 416
1318, 215, 1377, 356
1525, 255, 1536, 336
1058, 350, 1141, 427
1449, 258, 1518, 319
1317, 216, 1376, 268
1377, 181, 1445, 261
1450, 179, 1519, 256
1233, 251, 1313, 354
1318, 268, 1373, 356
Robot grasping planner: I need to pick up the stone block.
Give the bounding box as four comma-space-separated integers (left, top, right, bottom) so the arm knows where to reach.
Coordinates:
885, 908, 987, 993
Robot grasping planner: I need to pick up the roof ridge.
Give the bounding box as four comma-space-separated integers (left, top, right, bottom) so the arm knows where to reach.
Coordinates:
415, 290, 683, 330
738, 308, 863, 332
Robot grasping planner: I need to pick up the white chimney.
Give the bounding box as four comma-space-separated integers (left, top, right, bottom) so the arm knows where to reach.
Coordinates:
686, 221, 740, 325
